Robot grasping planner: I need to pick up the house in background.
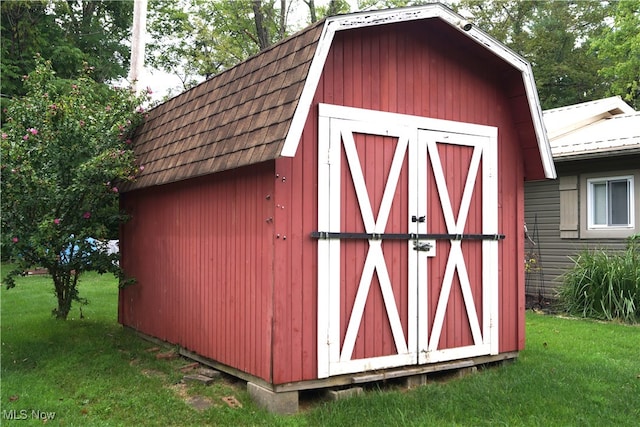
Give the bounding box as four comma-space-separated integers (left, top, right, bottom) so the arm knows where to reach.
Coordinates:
525, 96, 640, 298
119, 4, 555, 413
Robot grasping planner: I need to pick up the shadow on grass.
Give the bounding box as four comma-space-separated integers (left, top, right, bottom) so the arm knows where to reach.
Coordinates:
2, 316, 141, 376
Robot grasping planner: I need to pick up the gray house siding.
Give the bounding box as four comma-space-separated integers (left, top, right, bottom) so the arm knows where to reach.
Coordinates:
524, 154, 639, 298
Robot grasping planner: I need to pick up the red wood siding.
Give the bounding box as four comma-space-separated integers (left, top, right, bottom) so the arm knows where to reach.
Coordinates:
271, 21, 526, 384
119, 163, 275, 381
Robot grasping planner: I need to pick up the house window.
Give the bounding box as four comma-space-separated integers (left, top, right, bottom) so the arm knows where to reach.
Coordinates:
587, 176, 633, 229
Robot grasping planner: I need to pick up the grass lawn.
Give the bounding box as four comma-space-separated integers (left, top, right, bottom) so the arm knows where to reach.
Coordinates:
1, 264, 639, 426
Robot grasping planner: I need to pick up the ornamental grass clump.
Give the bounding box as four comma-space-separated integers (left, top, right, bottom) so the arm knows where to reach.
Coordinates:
559, 234, 640, 323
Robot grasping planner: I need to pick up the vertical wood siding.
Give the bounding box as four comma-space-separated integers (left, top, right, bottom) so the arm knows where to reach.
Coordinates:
119, 163, 275, 382
271, 21, 528, 383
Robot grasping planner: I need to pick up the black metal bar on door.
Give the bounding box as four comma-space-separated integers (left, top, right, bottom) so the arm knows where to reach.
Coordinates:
310, 231, 505, 241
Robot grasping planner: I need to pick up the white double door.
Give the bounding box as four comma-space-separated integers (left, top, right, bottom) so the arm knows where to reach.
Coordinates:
317, 104, 499, 378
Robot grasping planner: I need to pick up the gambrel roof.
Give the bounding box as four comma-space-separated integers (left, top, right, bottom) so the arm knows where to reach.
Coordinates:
129, 20, 325, 190
126, 4, 555, 191
543, 96, 640, 161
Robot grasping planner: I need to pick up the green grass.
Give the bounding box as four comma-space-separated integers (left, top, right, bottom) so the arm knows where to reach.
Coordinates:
2, 264, 639, 426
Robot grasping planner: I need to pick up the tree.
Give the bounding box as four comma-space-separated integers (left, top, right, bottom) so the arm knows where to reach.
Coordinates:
1, 0, 133, 111
591, 0, 640, 109
454, 0, 615, 109
1, 58, 148, 319
147, 0, 337, 90
147, 0, 292, 89
1, 1, 59, 99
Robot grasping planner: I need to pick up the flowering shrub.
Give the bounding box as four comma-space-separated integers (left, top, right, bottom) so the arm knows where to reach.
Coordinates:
1, 58, 149, 319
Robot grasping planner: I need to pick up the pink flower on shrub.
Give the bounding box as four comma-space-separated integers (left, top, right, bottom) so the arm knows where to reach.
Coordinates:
53, 218, 61, 225
139, 165, 145, 171
83, 211, 91, 219
125, 139, 132, 145
23, 134, 29, 140
29, 128, 38, 135
112, 187, 119, 193
1, 133, 7, 139
79, 120, 85, 127
12, 237, 19, 243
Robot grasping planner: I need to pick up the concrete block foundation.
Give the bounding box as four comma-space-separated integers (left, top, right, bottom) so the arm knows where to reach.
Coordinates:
247, 382, 298, 415
327, 387, 363, 401
403, 373, 428, 388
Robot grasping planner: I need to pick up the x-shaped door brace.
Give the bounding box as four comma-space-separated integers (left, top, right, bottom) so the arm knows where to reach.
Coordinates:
339, 124, 410, 361
422, 133, 484, 351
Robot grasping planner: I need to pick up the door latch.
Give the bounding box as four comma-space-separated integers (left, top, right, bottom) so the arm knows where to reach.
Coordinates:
413, 241, 432, 252
411, 215, 426, 223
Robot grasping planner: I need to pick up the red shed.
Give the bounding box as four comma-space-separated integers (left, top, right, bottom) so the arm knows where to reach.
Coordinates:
119, 4, 555, 412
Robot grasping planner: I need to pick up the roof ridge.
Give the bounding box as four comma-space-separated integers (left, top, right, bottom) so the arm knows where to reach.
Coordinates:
543, 95, 633, 114
605, 111, 640, 118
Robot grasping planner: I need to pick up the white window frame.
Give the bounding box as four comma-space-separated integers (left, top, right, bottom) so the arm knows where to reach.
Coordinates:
586, 175, 634, 229
578, 170, 640, 239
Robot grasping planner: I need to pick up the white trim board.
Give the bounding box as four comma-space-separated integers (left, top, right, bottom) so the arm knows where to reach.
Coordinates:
280, 3, 554, 179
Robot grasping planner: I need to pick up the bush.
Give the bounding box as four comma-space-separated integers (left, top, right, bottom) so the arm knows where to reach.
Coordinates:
1, 58, 148, 319
558, 234, 639, 323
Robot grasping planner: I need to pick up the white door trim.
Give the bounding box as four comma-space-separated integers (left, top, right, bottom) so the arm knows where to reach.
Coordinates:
317, 104, 499, 378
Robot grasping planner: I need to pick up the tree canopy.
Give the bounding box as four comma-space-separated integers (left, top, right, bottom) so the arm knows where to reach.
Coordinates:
590, 0, 640, 109
1, 0, 133, 108
454, 0, 617, 109
145, 0, 360, 91
143, 0, 637, 110
3, 1, 637, 109
146, 0, 295, 90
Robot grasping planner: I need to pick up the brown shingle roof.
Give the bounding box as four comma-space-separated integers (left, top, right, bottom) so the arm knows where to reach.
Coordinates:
126, 4, 556, 190
126, 20, 324, 191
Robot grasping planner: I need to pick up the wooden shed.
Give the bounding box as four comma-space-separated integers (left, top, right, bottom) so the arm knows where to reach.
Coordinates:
119, 4, 556, 412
